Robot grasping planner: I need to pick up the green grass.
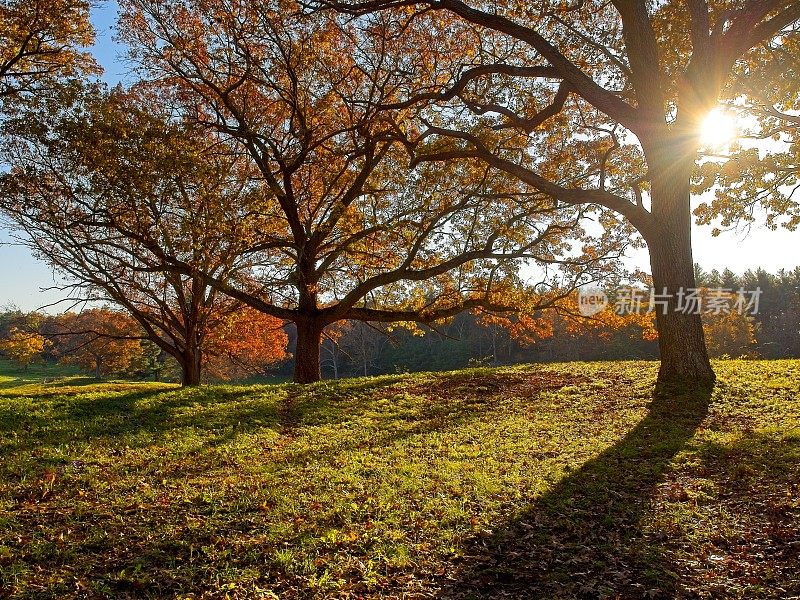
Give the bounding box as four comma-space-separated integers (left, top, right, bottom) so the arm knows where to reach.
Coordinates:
0, 359, 87, 390
0, 360, 798, 598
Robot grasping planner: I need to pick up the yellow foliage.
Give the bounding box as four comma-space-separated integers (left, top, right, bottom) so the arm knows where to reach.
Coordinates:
0, 327, 50, 368
702, 311, 757, 358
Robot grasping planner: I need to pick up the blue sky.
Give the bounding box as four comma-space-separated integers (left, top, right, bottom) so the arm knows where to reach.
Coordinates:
0, 2, 797, 312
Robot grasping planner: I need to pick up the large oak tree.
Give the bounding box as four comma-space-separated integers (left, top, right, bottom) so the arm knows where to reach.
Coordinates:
0, 85, 281, 385
115, 0, 631, 382
329, 0, 800, 386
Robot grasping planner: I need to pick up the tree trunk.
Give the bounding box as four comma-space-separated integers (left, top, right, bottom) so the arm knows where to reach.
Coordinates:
648, 235, 715, 386
294, 320, 322, 384
94, 356, 102, 379
181, 348, 202, 386
647, 150, 715, 388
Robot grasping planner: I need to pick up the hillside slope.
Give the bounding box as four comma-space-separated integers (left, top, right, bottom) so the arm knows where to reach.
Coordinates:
0, 360, 798, 598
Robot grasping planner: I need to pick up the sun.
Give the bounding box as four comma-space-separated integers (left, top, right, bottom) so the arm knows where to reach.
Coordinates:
699, 108, 739, 150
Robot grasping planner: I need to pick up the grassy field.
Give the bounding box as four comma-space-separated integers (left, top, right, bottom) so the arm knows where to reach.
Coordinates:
0, 360, 798, 599
0, 360, 86, 390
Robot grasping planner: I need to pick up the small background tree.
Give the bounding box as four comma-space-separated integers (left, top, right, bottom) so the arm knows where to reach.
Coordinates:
0, 327, 49, 369
204, 307, 289, 381
53, 309, 145, 379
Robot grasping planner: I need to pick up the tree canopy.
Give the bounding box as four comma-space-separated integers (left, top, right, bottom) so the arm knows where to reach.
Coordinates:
0, 0, 96, 103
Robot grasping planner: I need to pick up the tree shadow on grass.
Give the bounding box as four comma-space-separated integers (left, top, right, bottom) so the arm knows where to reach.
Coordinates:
0, 387, 179, 457
0, 373, 529, 599
0, 374, 438, 457
0, 374, 87, 390
1, 368, 581, 461
441, 383, 714, 599
270, 370, 591, 472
